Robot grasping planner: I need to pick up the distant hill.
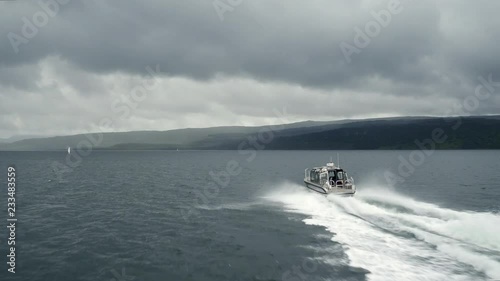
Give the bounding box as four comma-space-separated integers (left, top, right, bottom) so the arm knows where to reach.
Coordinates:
0, 134, 48, 144
263, 117, 500, 150
1, 116, 499, 151
0, 120, 342, 151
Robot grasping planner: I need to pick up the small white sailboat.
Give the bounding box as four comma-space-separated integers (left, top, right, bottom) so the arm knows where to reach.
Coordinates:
67, 147, 71, 155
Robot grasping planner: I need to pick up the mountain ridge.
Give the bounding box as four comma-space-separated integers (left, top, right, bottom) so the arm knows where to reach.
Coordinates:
1, 116, 500, 151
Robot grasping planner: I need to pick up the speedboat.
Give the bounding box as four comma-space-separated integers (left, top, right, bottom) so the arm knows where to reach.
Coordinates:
304, 161, 356, 195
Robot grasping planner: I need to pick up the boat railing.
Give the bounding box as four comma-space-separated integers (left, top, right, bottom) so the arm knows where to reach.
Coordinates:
344, 184, 353, 190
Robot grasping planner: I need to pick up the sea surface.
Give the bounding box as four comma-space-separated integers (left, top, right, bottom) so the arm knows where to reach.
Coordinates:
0, 150, 499, 281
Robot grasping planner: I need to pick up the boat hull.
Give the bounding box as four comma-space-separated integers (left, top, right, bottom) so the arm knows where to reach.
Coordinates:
304, 181, 356, 196
304, 181, 328, 194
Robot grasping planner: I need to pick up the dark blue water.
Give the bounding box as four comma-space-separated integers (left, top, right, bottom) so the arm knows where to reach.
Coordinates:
1, 150, 499, 281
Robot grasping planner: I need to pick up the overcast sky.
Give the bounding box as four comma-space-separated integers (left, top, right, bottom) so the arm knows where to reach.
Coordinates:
1, 0, 499, 138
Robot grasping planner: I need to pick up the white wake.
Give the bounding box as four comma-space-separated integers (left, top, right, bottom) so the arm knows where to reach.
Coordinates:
264, 182, 500, 281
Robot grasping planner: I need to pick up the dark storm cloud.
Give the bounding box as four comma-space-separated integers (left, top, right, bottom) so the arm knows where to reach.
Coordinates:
0, 0, 454, 90
2, 0, 499, 91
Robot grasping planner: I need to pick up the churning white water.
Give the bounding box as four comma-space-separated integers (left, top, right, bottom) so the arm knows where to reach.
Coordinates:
264, 183, 500, 281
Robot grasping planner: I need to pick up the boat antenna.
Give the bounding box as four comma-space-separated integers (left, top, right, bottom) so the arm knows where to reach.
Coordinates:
337, 153, 339, 168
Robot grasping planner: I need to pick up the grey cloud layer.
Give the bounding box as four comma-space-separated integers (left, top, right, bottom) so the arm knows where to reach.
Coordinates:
3, 0, 491, 88
1, 0, 499, 137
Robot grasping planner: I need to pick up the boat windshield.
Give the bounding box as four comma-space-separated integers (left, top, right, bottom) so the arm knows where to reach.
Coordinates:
320, 173, 327, 185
